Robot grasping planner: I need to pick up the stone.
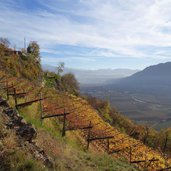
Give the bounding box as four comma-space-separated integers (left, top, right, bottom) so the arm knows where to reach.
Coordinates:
3, 107, 15, 117
17, 124, 37, 142
44, 158, 53, 168
0, 99, 8, 107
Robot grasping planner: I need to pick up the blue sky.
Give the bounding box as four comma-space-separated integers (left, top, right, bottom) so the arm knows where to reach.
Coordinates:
1, 0, 171, 69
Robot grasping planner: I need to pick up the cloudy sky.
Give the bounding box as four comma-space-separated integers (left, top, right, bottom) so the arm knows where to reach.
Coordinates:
0, 0, 171, 69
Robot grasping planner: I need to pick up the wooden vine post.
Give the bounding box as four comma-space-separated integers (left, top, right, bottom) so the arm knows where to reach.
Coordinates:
163, 133, 168, 153
143, 126, 149, 145
6, 81, 9, 100
86, 121, 92, 150
13, 87, 18, 109
16, 97, 45, 108
129, 146, 132, 164
62, 109, 67, 137
86, 126, 113, 151
41, 105, 70, 137
39, 92, 43, 125
107, 138, 110, 153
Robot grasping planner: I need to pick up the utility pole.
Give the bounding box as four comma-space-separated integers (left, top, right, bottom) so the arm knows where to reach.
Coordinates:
24, 37, 26, 49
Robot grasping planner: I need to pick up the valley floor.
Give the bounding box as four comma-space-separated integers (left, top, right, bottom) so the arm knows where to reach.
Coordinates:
81, 86, 171, 130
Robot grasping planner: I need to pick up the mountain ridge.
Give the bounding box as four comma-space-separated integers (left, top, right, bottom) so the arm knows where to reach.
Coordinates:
43, 64, 139, 85
113, 62, 171, 95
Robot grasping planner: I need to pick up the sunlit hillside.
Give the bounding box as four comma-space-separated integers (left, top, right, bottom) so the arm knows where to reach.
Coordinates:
0, 40, 171, 171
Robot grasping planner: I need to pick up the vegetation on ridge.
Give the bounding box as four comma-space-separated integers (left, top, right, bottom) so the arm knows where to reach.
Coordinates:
0, 38, 171, 171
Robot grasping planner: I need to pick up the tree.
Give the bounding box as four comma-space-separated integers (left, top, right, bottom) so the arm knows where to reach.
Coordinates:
56, 62, 64, 75
27, 41, 40, 63
0, 38, 10, 48
0, 38, 10, 58
61, 73, 79, 95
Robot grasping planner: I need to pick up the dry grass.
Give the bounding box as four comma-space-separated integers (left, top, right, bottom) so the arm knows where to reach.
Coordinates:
2, 132, 18, 150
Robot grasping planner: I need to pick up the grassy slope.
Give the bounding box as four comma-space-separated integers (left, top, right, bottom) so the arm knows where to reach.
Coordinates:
0, 49, 169, 171
0, 110, 47, 171
0, 70, 166, 171
0, 89, 139, 171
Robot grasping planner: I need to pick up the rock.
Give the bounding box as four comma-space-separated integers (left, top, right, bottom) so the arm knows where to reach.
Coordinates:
3, 107, 15, 117
20, 118, 27, 125
0, 99, 8, 107
44, 158, 53, 168
24, 142, 54, 168
16, 124, 37, 142
7, 117, 24, 128
5, 121, 14, 129
0, 96, 54, 168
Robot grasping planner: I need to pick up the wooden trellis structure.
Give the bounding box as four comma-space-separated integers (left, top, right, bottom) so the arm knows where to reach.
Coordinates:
1, 80, 45, 110
86, 124, 114, 151
0, 74, 171, 171
129, 146, 159, 169
40, 92, 70, 136
41, 109, 70, 137
163, 133, 169, 153
41, 94, 94, 137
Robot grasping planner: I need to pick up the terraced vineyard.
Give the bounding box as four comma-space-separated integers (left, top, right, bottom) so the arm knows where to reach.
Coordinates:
0, 70, 171, 171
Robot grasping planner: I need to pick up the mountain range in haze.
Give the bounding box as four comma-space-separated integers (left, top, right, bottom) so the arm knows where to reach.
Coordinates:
113, 62, 171, 96
42, 64, 139, 85
81, 62, 171, 128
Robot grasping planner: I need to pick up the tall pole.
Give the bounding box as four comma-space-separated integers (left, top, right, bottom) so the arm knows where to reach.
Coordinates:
14, 88, 18, 109
107, 139, 110, 153
163, 133, 168, 153
62, 109, 66, 137
6, 81, 9, 100
39, 92, 43, 125
129, 147, 132, 164
24, 37, 26, 49
87, 121, 92, 150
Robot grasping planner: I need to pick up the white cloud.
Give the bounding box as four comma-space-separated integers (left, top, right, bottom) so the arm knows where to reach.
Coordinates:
0, 0, 171, 60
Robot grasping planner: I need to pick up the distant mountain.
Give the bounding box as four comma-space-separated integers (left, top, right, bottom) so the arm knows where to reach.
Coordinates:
42, 64, 138, 85
115, 62, 171, 95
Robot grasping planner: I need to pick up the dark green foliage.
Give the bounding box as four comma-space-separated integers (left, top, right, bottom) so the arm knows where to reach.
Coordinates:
56, 62, 64, 75
27, 41, 40, 64
43, 71, 79, 95
61, 73, 79, 95
0, 37, 10, 48
43, 71, 60, 88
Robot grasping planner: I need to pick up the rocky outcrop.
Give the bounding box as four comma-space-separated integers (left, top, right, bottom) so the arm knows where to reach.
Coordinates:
0, 96, 53, 169
3, 107, 36, 141
0, 97, 9, 107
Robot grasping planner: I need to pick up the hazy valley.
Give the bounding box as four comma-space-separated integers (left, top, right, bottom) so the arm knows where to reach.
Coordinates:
81, 62, 171, 130
43, 64, 138, 85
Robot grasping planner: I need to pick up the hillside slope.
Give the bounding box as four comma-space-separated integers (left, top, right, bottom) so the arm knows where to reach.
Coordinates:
0, 43, 170, 170
0, 69, 170, 171
0, 44, 140, 170
0, 97, 137, 171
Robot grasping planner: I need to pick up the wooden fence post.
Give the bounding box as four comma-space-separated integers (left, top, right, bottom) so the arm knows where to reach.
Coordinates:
62, 109, 67, 137
6, 81, 9, 100
39, 92, 43, 125
129, 147, 132, 164
13, 87, 18, 109
163, 133, 168, 153
143, 126, 149, 145
87, 121, 92, 150
107, 138, 110, 153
